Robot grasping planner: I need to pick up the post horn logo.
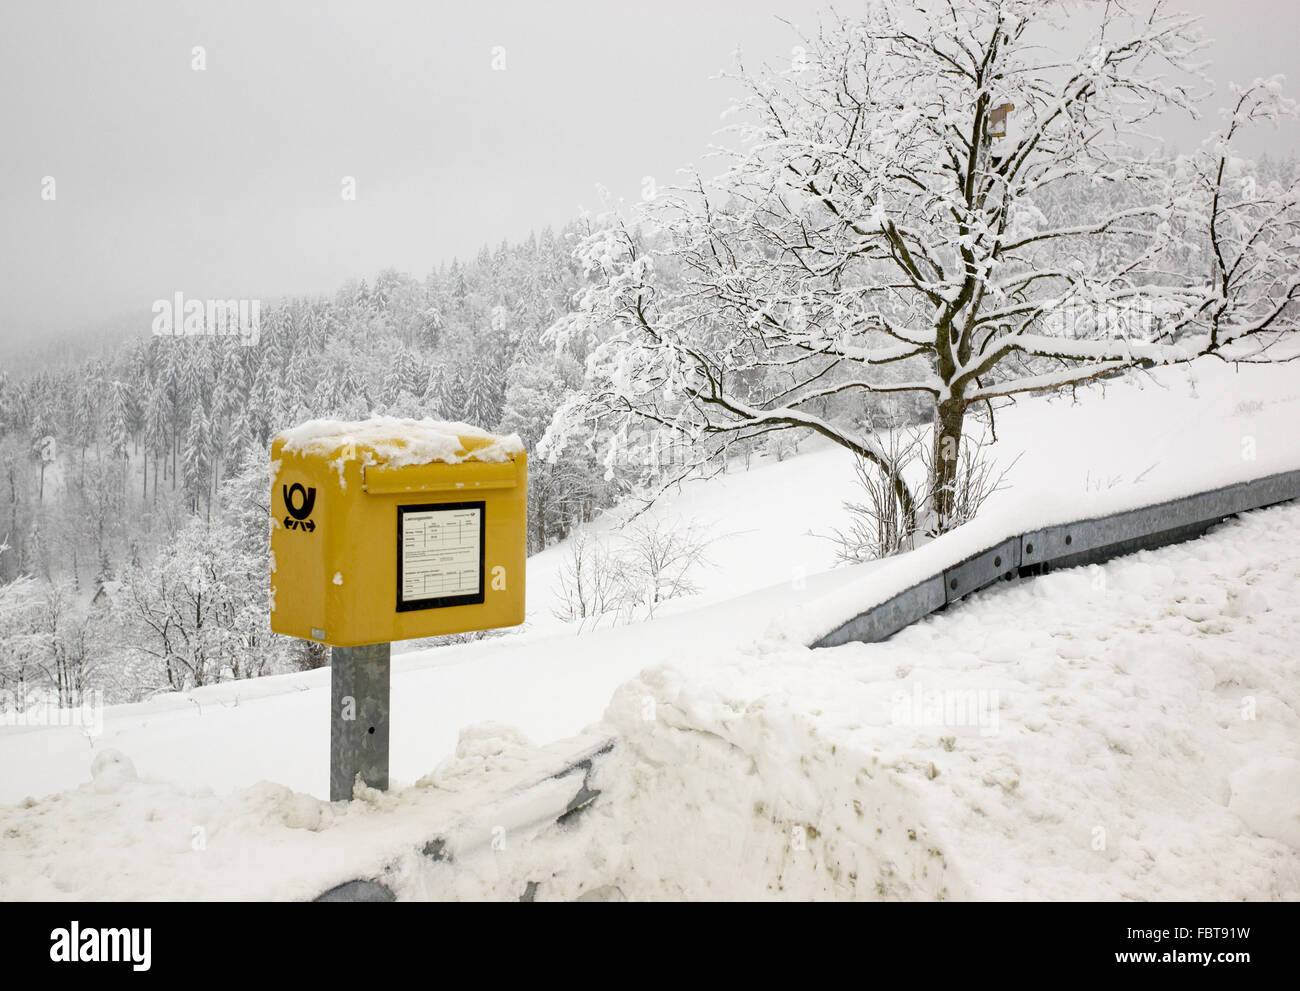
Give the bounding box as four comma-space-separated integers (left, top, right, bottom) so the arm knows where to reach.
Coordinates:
283, 483, 317, 532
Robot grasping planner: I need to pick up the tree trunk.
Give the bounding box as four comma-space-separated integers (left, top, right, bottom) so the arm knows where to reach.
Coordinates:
931, 398, 967, 533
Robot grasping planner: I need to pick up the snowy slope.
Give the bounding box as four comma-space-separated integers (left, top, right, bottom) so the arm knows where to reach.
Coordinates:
1, 358, 1297, 807
1, 358, 1299, 900
435, 500, 1300, 901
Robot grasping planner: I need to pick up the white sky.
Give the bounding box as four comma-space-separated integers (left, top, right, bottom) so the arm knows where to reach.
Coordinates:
1, 0, 1297, 357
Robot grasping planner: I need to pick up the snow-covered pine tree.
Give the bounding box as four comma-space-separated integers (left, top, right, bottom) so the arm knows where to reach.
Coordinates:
68, 382, 94, 483
182, 406, 211, 517
333, 360, 369, 420
106, 380, 135, 482
420, 363, 450, 419
143, 389, 168, 501
381, 346, 422, 412
27, 395, 57, 503
463, 357, 502, 428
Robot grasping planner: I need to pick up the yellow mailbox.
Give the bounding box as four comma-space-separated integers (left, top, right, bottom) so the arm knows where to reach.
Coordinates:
269, 417, 527, 647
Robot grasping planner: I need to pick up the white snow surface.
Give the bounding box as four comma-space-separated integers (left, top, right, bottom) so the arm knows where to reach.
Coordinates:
3, 501, 1298, 900
508, 503, 1300, 901
2, 358, 1299, 899
276, 415, 524, 466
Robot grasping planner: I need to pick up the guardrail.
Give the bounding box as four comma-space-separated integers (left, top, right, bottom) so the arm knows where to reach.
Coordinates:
314, 737, 614, 902
313, 468, 1300, 900
814, 468, 1300, 649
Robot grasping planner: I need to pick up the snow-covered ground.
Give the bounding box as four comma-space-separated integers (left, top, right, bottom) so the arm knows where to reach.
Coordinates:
1, 358, 1298, 899
4, 498, 1298, 900
434, 500, 1300, 901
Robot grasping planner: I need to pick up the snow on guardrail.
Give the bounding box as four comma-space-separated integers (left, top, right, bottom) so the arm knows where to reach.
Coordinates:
788, 468, 1300, 648
314, 736, 613, 902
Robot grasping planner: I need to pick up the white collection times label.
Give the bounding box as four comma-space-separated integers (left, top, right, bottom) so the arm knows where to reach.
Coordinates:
400, 505, 482, 604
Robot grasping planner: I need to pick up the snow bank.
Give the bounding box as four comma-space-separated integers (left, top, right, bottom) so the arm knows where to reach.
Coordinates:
276, 415, 524, 467
0, 725, 598, 901
427, 502, 1300, 900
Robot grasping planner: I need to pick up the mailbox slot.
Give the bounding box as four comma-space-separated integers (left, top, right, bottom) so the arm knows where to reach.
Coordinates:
363, 461, 519, 495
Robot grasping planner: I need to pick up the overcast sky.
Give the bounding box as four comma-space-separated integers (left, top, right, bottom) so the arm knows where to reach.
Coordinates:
1, 0, 1297, 358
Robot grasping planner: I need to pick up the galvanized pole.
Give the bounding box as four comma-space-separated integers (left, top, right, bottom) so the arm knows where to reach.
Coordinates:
329, 643, 391, 802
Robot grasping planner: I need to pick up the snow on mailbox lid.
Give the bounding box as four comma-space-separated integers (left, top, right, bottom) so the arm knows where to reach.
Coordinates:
276, 415, 524, 467
270, 416, 527, 647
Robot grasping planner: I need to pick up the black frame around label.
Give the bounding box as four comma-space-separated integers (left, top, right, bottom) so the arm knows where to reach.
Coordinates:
395, 500, 487, 612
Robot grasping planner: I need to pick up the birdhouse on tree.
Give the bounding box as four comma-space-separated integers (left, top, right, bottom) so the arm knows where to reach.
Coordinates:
988, 103, 1015, 139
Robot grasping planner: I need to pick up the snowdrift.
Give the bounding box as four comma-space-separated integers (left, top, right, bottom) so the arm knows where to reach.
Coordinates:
416, 503, 1300, 901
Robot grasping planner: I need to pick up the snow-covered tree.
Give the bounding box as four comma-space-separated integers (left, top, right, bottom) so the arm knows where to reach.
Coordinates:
420, 362, 452, 419
106, 380, 135, 469
68, 383, 96, 482
462, 357, 502, 428
544, 0, 1300, 534
37, 579, 95, 707
182, 406, 211, 516
499, 349, 604, 549
143, 388, 169, 500
118, 461, 294, 691
0, 541, 44, 703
